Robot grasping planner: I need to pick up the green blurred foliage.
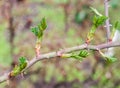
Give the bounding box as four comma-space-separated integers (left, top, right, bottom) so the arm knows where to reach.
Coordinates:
0, 24, 11, 66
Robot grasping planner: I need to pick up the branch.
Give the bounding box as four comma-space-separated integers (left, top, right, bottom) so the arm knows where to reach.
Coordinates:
0, 41, 120, 83
104, 0, 111, 42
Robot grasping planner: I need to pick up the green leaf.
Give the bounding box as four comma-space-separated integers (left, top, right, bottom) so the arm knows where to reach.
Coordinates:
71, 53, 83, 60
86, 25, 96, 43
111, 21, 120, 38
114, 21, 119, 29
90, 7, 102, 16
11, 57, 27, 76
90, 7, 108, 27
31, 27, 39, 37
11, 66, 21, 76
31, 17, 47, 39
93, 15, 108, 27
71, 50, 89, 60
86, 14, 107, 43
99, 50, 117, 64
19, 57, 26, 64
78, 50, 89, 58
62, 50, 89, 61
114, 21, 120, 30
38, 18, 47, 31
37, 30, 43, 39
105, 56, 117, 63
19, 57, 27, 71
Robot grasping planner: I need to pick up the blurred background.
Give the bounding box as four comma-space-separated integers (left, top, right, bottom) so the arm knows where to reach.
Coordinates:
0, 0, 120, 88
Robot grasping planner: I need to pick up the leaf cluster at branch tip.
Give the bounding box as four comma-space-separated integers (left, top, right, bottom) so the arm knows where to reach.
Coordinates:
10, 57, 27, 76
86, 7, 108, 43
31, 18, 47, 39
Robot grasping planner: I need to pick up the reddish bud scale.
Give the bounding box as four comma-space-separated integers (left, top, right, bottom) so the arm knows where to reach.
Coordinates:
8, 72, 15, 79
109, 38, 112, 42
86, 38, 90, 44
35, 43, 41, 58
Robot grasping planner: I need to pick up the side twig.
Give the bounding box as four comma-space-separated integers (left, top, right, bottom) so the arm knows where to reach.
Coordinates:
104, 0, 111, 42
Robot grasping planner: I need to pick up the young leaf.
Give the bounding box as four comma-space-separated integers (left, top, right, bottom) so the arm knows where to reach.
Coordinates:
31, 27, 39, 37
71, 50, 89, 60
114, 21, 119, 29
38, 18, 47, 31
90, 7, 108, 27
111, 21, 120, 39
78, 50, 89, 58
93, 15, 108, 27
99, 50, 117, 64
62, 50, 89, 61
86, 25, 96, 43
90, 7, 102, 16
86, 15, 107, 43
10, 65, 21, 76
19, 57, 27, 64
19, 57, 27, 70
10, 57, 27, 76
31, 17, 47, 39
105, 56, 117, 63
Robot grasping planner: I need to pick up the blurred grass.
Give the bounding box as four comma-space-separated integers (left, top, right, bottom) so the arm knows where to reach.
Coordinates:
34, 6, 65, 31
0, 23, 12, 66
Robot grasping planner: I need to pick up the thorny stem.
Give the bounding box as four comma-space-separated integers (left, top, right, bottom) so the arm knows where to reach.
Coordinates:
104, 0, 111, 42
0, 41, 120, 83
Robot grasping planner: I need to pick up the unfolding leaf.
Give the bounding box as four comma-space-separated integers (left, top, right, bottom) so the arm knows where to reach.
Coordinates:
71, 50, 89, 60
90, 7, 102, 16
105, 56, 117, 63
10, 57, 27, 76
93, 15, 108, 27
114, 21, 119, 29
99, 50, 117, 64
87, 25, 96, 41
19, 57, 27, 70
86, 15, 107, 43
111, 21, 120, 39
31, 17, 47, 39
62, 50, 89, 61
19, 57, 26, 64
11, 66, 21, 76
38, 18, 47, 31
114, 21, 120, 30
31, 27, 39, 37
